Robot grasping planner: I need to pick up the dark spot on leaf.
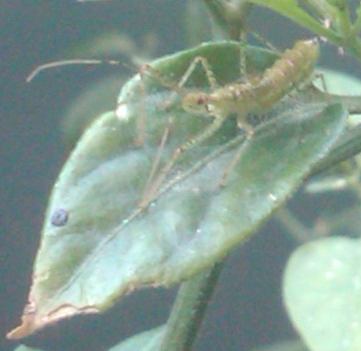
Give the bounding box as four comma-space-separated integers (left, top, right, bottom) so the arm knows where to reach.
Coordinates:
51, 208, 69, 227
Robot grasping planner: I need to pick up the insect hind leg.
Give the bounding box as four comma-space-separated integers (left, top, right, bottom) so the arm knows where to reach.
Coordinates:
139, 110, 228, 209
216, 132, 252, 189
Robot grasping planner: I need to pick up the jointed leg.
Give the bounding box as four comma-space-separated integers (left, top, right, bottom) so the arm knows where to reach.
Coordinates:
162, 55, 220, 108
138, 123, 171, 209
139, 111, 227, 208
178, 55, 219, 90
216, 132, 252, 188
139, 56, 222, 207
135, 55, 218, 145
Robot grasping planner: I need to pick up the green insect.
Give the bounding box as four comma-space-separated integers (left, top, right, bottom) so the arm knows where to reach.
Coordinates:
182, 39, 319, 133
137, 39, 320, 207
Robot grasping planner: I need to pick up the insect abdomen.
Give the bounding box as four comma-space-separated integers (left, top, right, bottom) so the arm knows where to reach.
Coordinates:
255, 39, 319, 110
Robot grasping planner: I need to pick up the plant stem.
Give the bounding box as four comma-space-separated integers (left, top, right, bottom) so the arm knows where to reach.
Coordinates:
159, 261, 224, 351
275, 206, 313, 243
248, 0, 341, 42
201, 0, 253, 40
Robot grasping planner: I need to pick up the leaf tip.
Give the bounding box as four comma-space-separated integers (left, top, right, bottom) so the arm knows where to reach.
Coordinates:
7, 300, 99, 340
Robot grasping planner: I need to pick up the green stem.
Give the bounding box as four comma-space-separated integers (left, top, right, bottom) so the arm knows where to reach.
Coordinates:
351, 3, 361, 37
159, 262, 224, 351
248, 0, 341, 42
184, 0, 213, 46
275, 206, 313, 243
333, 2, 352, 39
249, 0, 361, 62
201, 0, 254, 40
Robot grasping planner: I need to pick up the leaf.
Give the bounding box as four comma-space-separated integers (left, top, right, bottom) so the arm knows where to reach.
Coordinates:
14, 346, 44, 351
304, 68, 361, 192
248, 0, 339, 41
249, 339, 308, 351
283, 236, 361, 351
7, 41, 346, 339
107, 325, 165, 351
60, 75, 125, 148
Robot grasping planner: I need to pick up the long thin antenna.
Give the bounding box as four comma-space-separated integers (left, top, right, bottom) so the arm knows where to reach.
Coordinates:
26, 59, 119, 83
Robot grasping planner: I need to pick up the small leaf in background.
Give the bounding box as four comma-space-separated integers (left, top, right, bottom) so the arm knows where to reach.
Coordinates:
7, 41, 346, 339
303, 68, 361, 196
314, 68, 361, 123
14, 346, 44, 351
60, 75, 124, 148
107, 325, 165, 351
60, 32, 158, 148
249, 339, 309, 351
283, 237, 361, 351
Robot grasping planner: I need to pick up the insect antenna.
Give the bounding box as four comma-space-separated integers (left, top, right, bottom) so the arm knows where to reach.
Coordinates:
26, 58, 123, 83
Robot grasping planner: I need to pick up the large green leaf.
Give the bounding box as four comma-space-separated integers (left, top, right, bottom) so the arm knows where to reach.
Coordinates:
283, 236, 361, 351
7, 41, 346, 339
14, 346, 44, 351
107, 325, 165, 351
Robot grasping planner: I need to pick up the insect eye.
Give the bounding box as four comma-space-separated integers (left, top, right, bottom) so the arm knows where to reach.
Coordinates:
50, 208, 69, 227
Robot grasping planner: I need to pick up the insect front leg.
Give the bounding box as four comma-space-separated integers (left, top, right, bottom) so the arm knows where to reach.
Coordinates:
134, 54, 219, 144
138, 56, 222, 209
163, 55, 220, 109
